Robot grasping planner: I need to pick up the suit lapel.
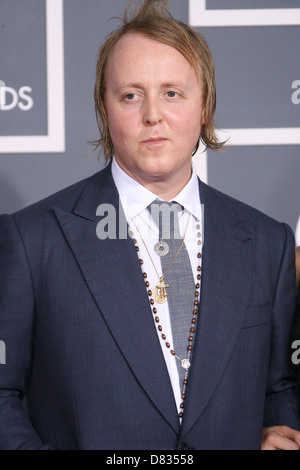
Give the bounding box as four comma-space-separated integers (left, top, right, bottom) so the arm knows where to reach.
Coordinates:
53, 166, 180, 434
180, 181, 253, 438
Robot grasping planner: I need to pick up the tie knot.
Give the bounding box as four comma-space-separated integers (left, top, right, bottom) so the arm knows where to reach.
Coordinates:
148, 200, 183, 240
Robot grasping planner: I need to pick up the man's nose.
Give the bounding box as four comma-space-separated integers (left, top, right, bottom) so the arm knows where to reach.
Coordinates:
142, 96, 162, 126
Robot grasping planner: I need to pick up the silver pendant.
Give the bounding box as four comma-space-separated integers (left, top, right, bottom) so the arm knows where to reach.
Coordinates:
181, 359, 191, 371
154, 240, 169, 257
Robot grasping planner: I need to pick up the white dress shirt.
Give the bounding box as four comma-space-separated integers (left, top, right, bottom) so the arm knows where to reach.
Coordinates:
111, 157, 203, 417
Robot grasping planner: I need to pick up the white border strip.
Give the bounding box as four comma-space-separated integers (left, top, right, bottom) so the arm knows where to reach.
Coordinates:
217, 128, 300, 147
193, 127, 300, 183
193, 149, 207, 184
0, 0, 65, 153
189, 0, 300, 27
296, 216, 300, 246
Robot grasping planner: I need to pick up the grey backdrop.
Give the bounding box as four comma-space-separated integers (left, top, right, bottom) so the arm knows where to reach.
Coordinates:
0, 0, 299, 243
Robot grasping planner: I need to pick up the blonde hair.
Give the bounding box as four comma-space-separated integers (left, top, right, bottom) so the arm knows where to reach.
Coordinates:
93, 0, 225, 161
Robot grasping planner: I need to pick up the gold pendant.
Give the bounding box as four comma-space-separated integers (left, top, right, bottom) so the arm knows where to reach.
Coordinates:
153, 276, 169, 304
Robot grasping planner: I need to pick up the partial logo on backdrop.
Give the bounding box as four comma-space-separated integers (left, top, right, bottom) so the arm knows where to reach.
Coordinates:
292, 80, 300, 105
0, 81, 33, 111
0, 0, 65, 153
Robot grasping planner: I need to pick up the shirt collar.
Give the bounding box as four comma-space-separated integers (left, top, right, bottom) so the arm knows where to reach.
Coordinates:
111, 157, 202, 222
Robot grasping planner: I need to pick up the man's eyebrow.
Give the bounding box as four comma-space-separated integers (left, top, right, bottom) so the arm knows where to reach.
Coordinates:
115, 81, 190, 91
160, 82, 189, 89
116, 82, 144, 91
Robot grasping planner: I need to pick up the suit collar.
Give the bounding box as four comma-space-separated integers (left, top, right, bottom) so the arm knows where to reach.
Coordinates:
111, 157, 202, 222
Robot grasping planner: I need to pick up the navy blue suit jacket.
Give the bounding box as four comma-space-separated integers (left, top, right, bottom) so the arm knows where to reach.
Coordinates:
0, 164, 299, 449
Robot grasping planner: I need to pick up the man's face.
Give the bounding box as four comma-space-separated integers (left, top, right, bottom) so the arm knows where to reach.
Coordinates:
104, 33, 204, 194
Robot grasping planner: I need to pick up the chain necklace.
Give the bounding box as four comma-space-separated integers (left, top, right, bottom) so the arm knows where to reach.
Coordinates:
129, 217, 202, 418
131, 214, 190, 303
138, 210, 185, 257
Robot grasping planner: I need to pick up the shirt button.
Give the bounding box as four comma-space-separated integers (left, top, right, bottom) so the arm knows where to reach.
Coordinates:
178, 441, 189, 450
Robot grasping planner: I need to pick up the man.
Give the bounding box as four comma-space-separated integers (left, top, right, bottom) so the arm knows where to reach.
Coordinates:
0, 0, 299, 450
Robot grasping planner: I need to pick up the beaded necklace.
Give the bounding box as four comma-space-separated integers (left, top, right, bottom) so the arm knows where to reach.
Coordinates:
129, 217, 202, 418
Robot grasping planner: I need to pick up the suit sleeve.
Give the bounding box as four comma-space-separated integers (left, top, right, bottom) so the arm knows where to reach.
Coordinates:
0, 214, 54, 449
291, 285, 300, 389
263, 223, 300, 429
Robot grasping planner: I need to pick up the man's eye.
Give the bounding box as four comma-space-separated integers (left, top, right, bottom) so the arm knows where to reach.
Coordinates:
125, 93, 136, 100
166, 91, 178, 98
